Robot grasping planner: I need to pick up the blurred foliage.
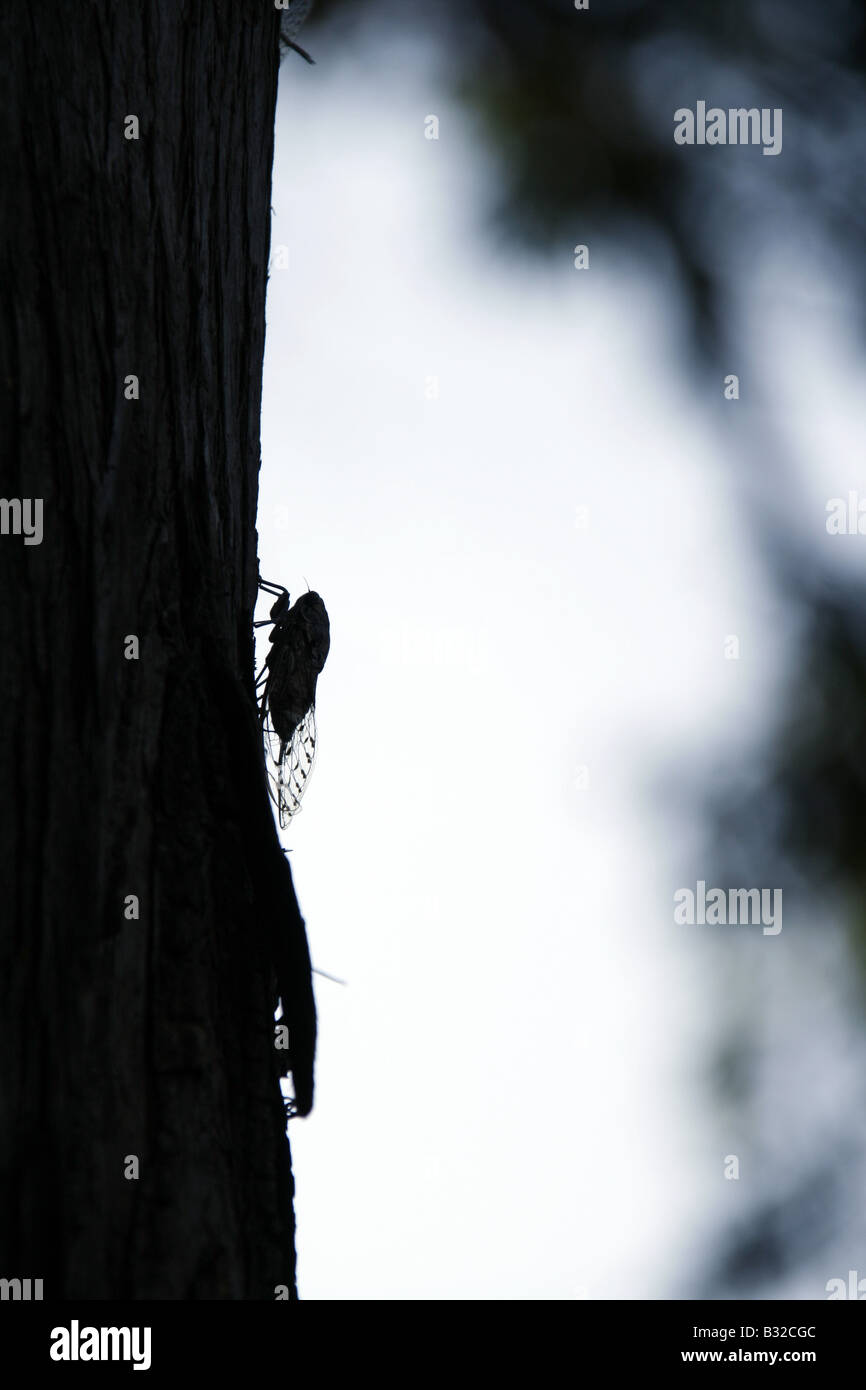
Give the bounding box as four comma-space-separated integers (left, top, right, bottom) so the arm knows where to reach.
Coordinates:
292, 0, 866, 1295
301, 0, 866, 978
710, 580, 866, 918
304, 0, 866, 354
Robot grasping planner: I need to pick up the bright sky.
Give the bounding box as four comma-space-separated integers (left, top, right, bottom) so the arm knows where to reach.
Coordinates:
258, 20, 866, 1300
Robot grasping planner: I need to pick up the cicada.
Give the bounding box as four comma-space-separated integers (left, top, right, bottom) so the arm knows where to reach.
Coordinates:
256, 577, 330, 828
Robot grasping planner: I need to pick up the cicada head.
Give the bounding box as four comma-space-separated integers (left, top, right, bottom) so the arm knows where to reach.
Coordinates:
270, 590, 290, 623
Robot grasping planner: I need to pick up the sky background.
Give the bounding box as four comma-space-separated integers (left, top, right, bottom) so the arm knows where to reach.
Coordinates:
257, 13, 866, 1300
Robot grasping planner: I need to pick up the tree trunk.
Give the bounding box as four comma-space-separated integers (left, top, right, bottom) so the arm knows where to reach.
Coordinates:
0, 1, 315, 1299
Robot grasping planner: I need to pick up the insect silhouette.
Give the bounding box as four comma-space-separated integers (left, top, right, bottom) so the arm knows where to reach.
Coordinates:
255, 577, 330, 827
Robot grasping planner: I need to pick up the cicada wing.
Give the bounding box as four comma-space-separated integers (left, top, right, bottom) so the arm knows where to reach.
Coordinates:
276, 705, 317, 827
261, 703, 286, 820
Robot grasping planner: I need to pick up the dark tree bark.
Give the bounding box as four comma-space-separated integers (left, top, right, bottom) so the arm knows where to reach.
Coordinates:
0, 2, 315, 1298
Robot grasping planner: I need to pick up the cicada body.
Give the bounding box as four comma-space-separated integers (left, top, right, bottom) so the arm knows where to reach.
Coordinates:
256, 579, 330, 828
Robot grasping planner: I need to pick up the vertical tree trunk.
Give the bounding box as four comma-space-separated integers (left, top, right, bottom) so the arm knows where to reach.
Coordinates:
0, 1, 314, 1298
